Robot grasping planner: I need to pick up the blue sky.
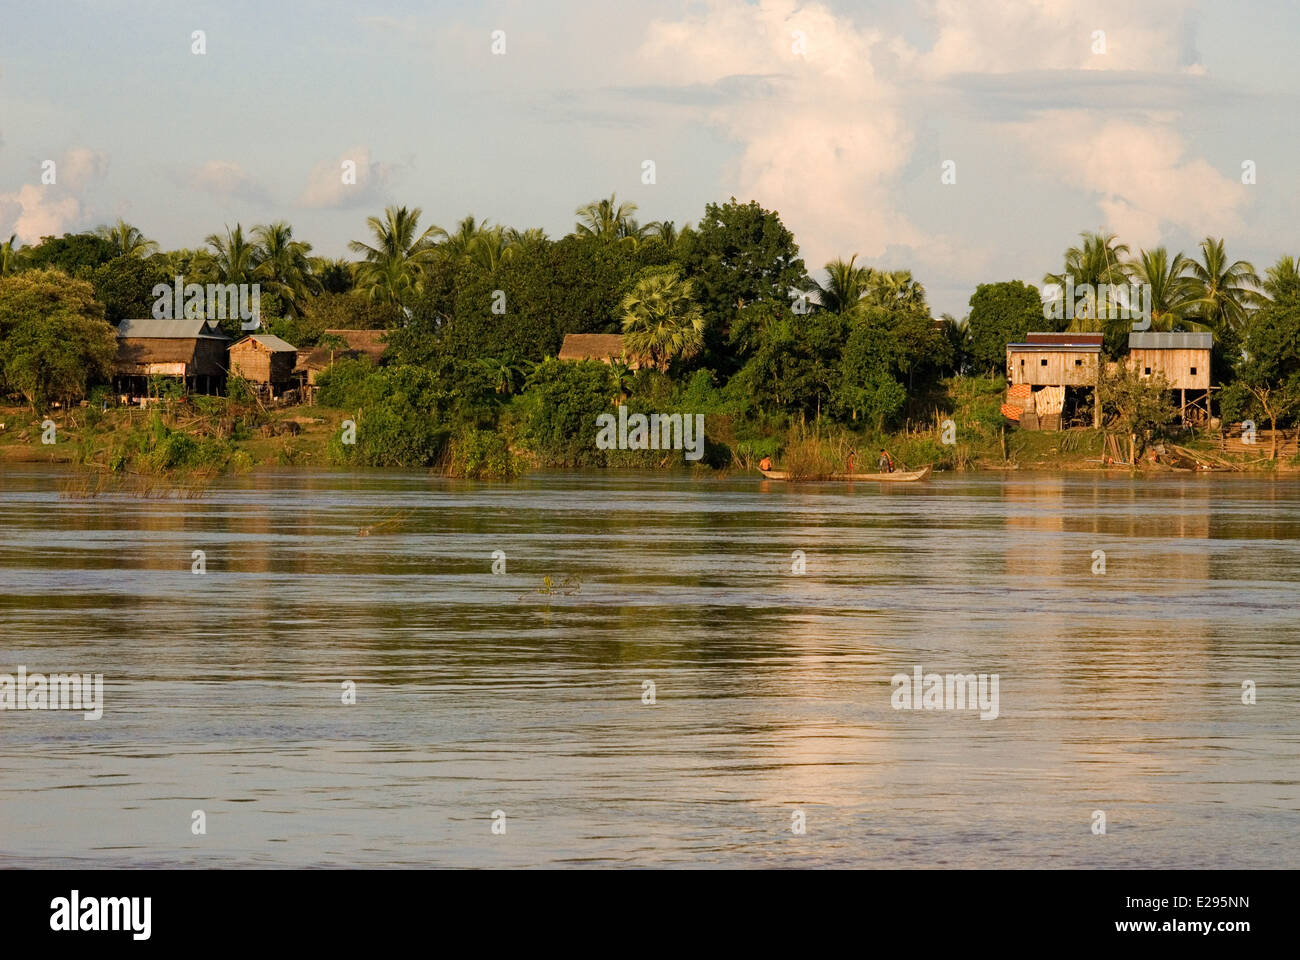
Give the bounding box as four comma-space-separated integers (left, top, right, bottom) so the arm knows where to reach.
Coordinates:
3, 0, 1300, 316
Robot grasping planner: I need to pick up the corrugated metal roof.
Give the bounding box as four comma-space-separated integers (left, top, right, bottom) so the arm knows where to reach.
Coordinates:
1007, 343, 1100, 351
1025, 332, 1104, 346
117, 318, 229, 340
234, 334, 298, 352
1129, 332, 1213, 349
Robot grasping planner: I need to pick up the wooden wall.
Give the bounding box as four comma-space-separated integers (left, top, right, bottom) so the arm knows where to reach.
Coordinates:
1007, 349, 1100, 386
1128, 348, 1210, 390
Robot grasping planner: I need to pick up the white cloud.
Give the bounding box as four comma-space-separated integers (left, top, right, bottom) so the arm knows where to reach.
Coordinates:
636, 0, 924, 270
1016, 113, 1243, 249
298, 146, 391, 209
190, 160, 266, 201
0, 146, 108, 243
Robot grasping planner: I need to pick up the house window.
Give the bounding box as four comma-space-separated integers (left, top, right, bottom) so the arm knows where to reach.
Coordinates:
1190, 366, 1197, 376
1020, 359, 1025, 366
1144, 367, 1151, 375
1040, 358, 1048, 366
1074, 358, 1083, 366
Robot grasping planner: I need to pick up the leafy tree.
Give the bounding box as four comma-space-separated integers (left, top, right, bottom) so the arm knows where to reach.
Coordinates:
679, 198, 806, 373
965, 280, 1043, 376
25, 233, 116, 278
91, 254, 171, 323
510, 358, 615, 466
1263, 255, 1300, 301
0, 269, 117, 410
1097, 363, 1177, 461
620, 271, 704, 371
311, 257, 355, 294
1221, 294, 1300, 459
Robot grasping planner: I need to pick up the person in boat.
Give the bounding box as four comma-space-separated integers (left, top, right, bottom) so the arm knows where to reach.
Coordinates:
759, 456, 772, 471
878, 449, 895, 473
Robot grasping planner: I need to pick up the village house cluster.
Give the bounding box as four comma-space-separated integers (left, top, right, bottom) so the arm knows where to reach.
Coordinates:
111, 319, 387, 404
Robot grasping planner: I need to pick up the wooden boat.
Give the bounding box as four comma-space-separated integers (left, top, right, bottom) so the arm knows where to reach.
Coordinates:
759, 465, 932, 482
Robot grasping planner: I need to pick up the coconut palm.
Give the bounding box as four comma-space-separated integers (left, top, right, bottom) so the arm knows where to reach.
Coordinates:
1125, 247, 1198, 331
253, 221, 317, 316
432, 215, 492, 258
505, 227, 549, 254
811, 255, 874, 313
349, 206, 439, 307
95, 219, 158, 258
205, 224, 260, 284
645, 220, 689, 249
1263, 255, 1300, 301
620, 271, 705, 371
1187, 237, 1260, 333
1044, 232, 1130, 330
0, 235, 27, 276
574, 193, 639, 242
468, 226, 513, 273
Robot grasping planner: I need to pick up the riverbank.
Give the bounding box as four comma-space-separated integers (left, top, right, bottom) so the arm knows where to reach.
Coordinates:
1, 401, 1294, 477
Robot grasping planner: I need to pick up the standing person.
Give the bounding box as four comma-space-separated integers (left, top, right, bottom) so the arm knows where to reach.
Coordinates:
878, 449, 894, 473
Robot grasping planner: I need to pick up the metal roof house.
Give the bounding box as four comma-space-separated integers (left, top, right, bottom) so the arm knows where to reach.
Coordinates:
1127, 331, 1214, 424
113, 318, 230, 396
1005, 333, 1103, 429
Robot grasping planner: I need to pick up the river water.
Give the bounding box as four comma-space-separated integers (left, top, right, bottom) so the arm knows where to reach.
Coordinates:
1, 465, 1297, 867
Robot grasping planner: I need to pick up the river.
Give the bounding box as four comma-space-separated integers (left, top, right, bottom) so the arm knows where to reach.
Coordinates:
1, 465, 1297, 867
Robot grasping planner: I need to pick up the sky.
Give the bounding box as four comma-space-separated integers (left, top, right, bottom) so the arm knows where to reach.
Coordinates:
2, 0, 1300, 317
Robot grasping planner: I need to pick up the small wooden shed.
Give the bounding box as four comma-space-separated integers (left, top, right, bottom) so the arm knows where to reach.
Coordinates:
229, 334, 298, 393
558, 333, 640, 369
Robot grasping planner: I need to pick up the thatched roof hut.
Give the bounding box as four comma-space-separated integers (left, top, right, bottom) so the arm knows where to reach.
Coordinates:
293, 329, 389, 384
558, 333, 639, 369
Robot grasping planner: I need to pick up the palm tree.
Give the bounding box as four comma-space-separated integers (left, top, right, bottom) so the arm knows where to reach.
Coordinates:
812, 255, 874, 313
646, 221, 689, 248
468, 226, 512, 273
205, 224, 259, 284
349, 206, 439, 308
866, 269, 928, 312
1187, 237, 1260, 333
0, 235, 27, 276
96, 219, 158, 258
574, 193, 639, 242
505, 227, 549, 254
1263, 255, 1300, 301
252, 221, 318, 316
1126, 247, 1197, 331
620, 272, 705, 371
432, 215, 491, 258
1044, 231, 1130, 331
